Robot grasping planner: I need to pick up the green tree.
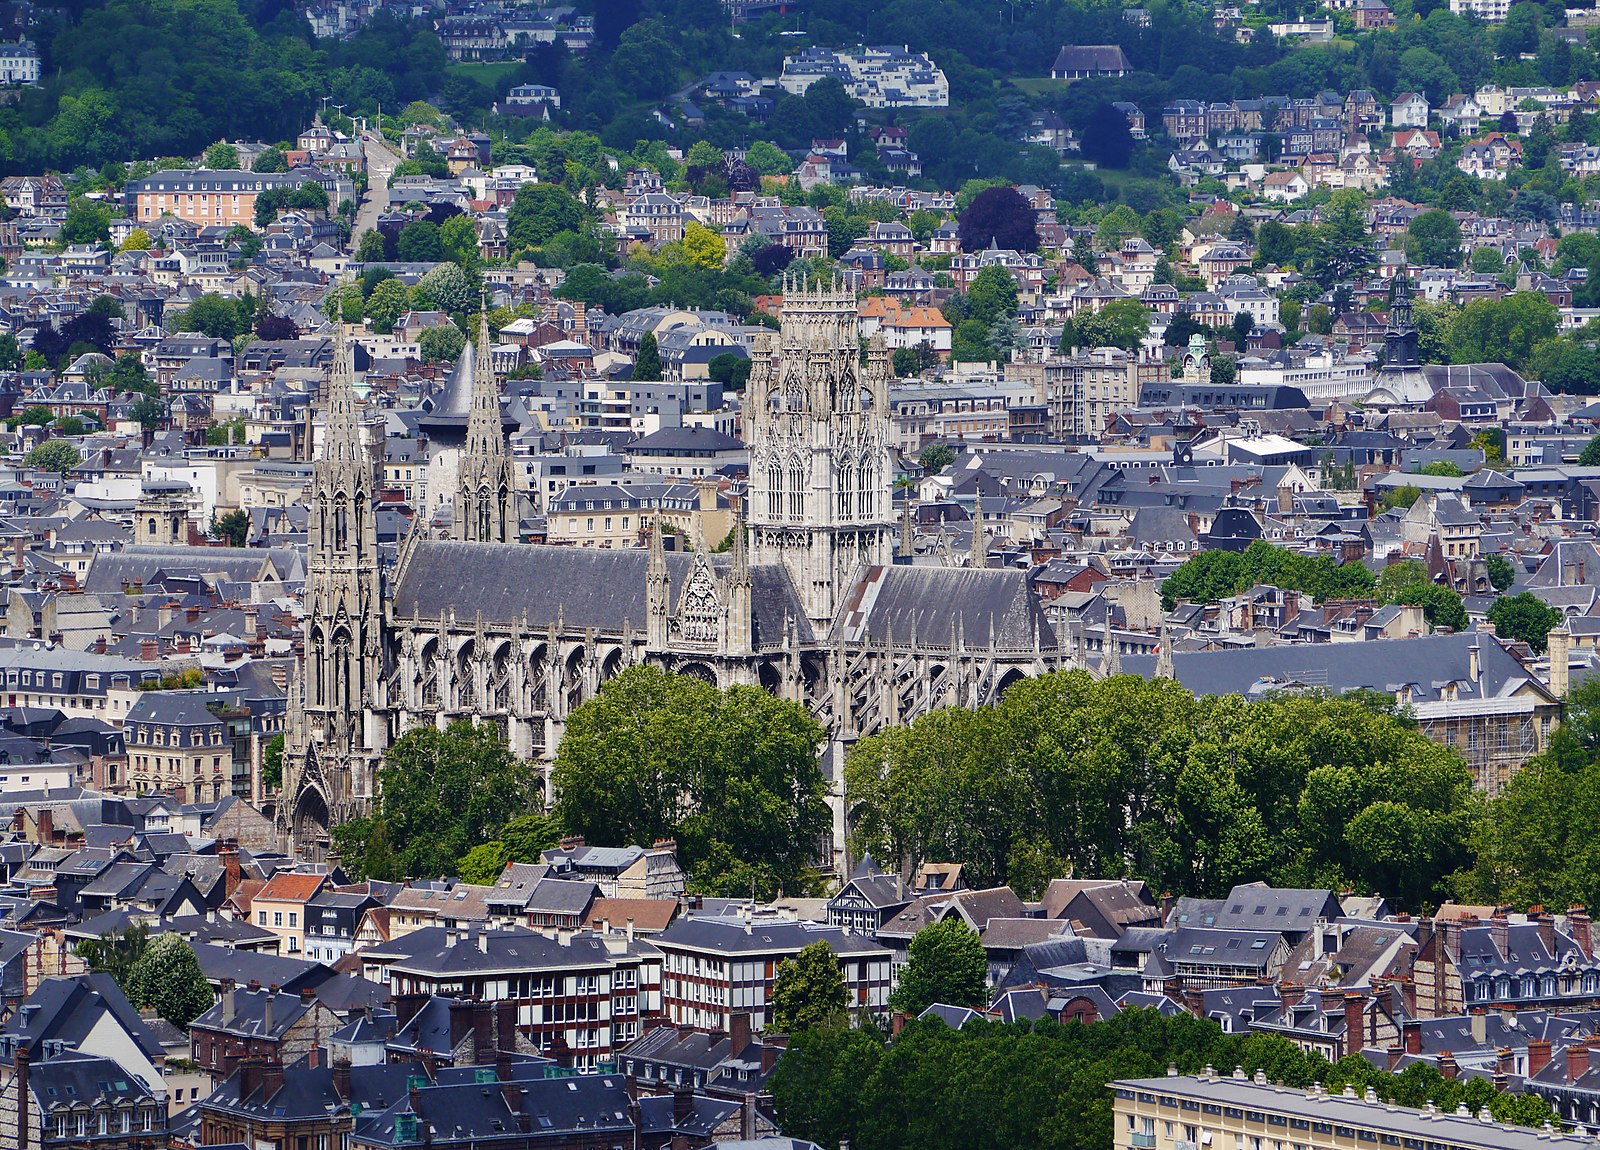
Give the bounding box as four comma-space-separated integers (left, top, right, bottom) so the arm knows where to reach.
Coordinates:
417, 324, 466, 363
119, 228, 155, 252
1382, 484, 1423, 510
770, 940, 850, 1033
204, 142, 239, 170
172, 293, 253, 340
1405, 209, 1464, 268
1579, 433, 1600, 467
1307, 193, 1374, 289
61, 198, 113, 246
552, 666, 829, 898
1487, 592, 1564, 653
123, 933, 213, 1027
252, 148, 288, 173
507, 183, 584, 251
1416, 460, 1464, 477
74, 924, 149, 995
457, 840, 512, 884
919, 443, 957, 473
262, 732, 284, 790
414, 263, 473, 314
682, 221, 726, 270
1451, 292, 1559, 371
365, 278, 411, 334
1375, 559, 1429, 603
1485, 553, 1517, 592
397, 219, 442, 262
16, 404, 53, 427
211, 508, 248, 547
0, 331, 19, 371
439, 214, 479, 267
1061, 298, 1150, 352
889, 918, 988, 1014
746, 140, 792, 176
1391, 582, 1469, 632
128, 396, 166, 431
631, 331, 663, 381
24, 441, 80, 473
335, 719, 540, 881
356, 229, 388, 262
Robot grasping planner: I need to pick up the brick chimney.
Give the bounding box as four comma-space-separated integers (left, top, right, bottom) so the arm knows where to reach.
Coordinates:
220, 839, 241, 898
1572, 907, 1594, 959
14, 1045, 28, 1149
1529, 1039, 1553, 1078
1490, 909, 1510, 956
1568, 1041, 1592, 1083
472, 1000, 494, 1065
1438, 1051, 1458, 1080
240, 1056, 264, 1100
729, 1012, 751, 1054
1535, 909, 1556, 956
1403, 1019, 1422, 1055
673, 1085, 694, 1126
448, 998, 475, 1053
332, 1058, 351, 1101
1343, 992, 1365, 1055
139, 638, 159, 661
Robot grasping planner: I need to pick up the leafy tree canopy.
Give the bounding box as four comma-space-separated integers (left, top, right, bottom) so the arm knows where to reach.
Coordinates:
552, 666, 829, 898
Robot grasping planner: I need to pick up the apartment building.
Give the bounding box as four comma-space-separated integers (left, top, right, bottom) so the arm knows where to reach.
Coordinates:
359, 925, 664, 1068
124, 169, 349, 229
652, 912, 892, 1033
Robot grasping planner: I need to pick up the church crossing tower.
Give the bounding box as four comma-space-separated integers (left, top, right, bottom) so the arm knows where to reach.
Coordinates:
745, 276, 894, 630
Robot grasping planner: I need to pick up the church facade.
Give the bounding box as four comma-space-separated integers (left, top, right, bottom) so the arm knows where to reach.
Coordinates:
281, 280, 1077, 860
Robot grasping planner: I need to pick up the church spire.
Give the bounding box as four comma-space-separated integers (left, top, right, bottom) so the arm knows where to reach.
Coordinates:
970, 498, 985, 568
323, 318, 363, 467
453, 296, 515, 543
466, 295, 502, 459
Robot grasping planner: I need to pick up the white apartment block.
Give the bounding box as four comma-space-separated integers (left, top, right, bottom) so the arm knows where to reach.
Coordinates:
780, 45, 949, 107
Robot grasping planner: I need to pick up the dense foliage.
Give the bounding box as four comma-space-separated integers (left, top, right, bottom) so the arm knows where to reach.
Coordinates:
770, 940, 851, 1033
331, 719, 541, 881
1161, 540, 1376, 611
769, 1012, 1555, 1150
1467, 678, 1600, 911
552, 666, 831, 898
846, 670, 1481, 909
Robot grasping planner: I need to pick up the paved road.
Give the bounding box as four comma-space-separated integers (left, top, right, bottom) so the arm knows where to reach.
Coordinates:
351, 132, 401, 251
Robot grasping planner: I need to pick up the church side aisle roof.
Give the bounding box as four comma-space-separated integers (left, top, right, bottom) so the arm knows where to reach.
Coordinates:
833, 564, 1055, 649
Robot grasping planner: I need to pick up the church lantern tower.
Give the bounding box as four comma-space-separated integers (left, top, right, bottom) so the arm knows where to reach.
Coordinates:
745, 276, 894, 630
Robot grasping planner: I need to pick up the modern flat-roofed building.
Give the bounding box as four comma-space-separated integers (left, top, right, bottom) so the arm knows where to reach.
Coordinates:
1112, 1072, 1572, 1150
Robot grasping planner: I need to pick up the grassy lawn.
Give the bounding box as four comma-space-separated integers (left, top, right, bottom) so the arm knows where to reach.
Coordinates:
447, 61, 523, 89
1010, 77, 1060, 97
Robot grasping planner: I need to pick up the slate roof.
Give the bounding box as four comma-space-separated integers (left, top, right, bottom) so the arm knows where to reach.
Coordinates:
833, 564, 1055, 650
1121, 632, 1544, 705
393, 543, 815, 646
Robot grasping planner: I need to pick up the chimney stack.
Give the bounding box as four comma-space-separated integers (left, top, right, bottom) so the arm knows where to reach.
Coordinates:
1568, 1041, 1592, 1083
332, 1057, 351, 1100
1343, 992, 1365, 1056
1403, 1019, 1422, 1055
1549, 627, 1572, 698
1438, 1051, 1458, 1080
1529, 1039, 1553, 1078
1572, 907, 1594, 958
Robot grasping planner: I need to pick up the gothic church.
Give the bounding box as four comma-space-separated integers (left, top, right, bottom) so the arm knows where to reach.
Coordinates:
281, 281, 1075, 860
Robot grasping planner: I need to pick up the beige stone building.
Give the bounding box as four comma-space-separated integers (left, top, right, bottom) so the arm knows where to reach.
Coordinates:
1113, 1072, 1570, 1150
